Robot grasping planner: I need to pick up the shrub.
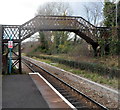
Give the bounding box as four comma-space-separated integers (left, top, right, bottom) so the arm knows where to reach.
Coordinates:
27, 54, 120, 78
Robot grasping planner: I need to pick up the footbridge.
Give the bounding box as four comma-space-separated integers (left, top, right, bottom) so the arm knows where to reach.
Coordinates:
1, 15, 109, 73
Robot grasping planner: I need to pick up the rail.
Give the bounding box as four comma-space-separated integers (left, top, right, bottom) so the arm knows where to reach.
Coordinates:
22, 57, 109, 110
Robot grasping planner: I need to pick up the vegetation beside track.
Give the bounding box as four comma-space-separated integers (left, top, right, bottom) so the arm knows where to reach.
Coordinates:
26, 54, 119, 78
25, 54, 118, 89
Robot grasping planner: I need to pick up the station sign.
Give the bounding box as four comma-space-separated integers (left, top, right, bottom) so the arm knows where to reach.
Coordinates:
8, 41, 13, 48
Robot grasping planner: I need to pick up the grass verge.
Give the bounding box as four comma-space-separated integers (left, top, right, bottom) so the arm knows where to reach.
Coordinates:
31, 56, 118, 89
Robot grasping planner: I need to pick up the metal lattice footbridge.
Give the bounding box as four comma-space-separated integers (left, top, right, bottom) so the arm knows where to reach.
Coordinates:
0, 15, 109, 73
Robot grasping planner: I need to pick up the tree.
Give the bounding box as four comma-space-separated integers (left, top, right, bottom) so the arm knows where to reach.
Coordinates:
117, 1, 120, 67
84, 2, 103, 26
103, 0, 116, 27
118, 1, 120, 26
39, 32, 48, 51
99, 0, 120, 56
36, 2, 72, 16
36, 2, 73, 54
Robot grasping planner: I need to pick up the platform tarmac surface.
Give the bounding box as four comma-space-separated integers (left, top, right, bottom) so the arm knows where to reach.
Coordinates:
2, 74, 49, 109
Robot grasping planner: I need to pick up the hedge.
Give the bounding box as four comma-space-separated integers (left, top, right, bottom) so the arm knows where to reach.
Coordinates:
27, 54, 120, 78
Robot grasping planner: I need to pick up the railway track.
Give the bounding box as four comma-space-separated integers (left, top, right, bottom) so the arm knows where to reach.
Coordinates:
22, 57, 109, 110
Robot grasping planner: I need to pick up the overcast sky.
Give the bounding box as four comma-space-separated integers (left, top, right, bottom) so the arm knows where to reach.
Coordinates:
0, 0, 105, 25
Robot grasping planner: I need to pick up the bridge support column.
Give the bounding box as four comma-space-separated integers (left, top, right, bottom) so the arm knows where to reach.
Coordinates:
0, 25, 2, 110
92, 43, 99, 57
0, 25, 2, 75
19, 28, 22, 74
18, 43, 22, 74
2, 25, 22, 74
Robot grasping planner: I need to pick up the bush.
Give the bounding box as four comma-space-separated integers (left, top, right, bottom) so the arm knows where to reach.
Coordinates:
27, 54, 120, 78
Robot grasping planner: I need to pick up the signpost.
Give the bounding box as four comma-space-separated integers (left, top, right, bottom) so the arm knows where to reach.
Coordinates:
8, 35, 13, 74
8, 41, 13, 48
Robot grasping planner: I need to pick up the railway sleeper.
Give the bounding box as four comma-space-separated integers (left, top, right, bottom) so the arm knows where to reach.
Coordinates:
54, 87, 66, 91
67, 98, 79, 102
76, 106, 90, 109
72, 101, 82, 105
64, 95, 73, 98
61, 93, 70, 96
73, 104, 88, 108
58, 89, 68, 92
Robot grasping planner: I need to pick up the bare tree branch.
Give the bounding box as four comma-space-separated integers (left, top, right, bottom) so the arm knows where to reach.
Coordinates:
84, 2, 104, 26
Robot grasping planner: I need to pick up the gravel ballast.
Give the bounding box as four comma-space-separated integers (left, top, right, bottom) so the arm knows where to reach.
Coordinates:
23, 56, 119, 109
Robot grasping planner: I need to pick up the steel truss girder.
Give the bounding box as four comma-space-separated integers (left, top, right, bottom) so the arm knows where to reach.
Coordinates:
21, 15, 97, 42
2, 25, 22, 74
20, 15, 110, 45
1, 15, 110, 74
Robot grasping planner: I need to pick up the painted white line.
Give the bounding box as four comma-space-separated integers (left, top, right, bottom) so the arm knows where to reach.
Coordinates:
29, 72, 76, 109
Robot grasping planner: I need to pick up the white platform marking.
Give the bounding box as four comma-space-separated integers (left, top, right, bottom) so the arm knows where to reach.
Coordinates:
29, 72, 76, 109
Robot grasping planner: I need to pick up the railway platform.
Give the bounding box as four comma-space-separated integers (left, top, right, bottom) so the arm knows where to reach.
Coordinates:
2, 74, 71, 109
2, 74, 49, 109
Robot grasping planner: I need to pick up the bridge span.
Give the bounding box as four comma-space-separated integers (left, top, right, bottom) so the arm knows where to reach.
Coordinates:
1, 15, 110, 74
